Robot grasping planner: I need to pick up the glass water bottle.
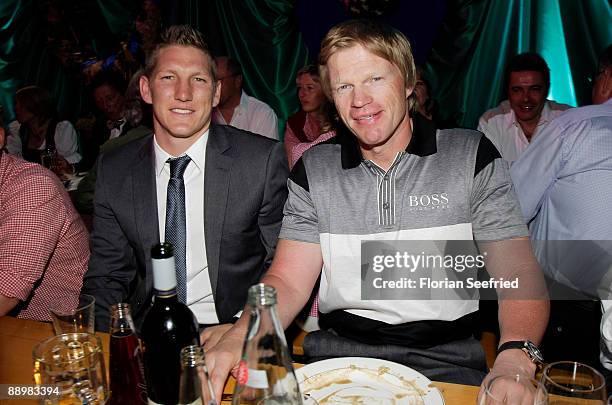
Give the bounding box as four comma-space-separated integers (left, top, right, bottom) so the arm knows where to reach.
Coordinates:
232, 284, 303, 405
178, 345, 216, 405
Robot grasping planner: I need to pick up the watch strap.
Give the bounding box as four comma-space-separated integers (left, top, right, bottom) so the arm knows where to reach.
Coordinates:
497, 340, 544, 364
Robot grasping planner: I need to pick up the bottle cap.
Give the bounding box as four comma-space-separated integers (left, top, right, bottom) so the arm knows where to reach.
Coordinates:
151, 255, 177, 291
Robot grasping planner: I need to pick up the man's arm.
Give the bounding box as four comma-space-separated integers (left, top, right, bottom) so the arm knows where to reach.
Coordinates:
510, 119, 565, 222
480, 238, 549, 364
204, 238, 323, 401
469, 135, 549, 397
476, 237, 549, 403
82, 155, 137, 332
257, 141, 289, 269
0, 168, 67, 311
200, 140, 289, 344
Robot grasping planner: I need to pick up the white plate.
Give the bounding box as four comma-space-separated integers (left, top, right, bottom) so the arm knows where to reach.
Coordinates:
295, 357, 445, 405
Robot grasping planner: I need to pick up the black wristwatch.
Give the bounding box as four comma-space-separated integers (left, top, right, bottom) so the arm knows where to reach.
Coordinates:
497, 340, 544, 364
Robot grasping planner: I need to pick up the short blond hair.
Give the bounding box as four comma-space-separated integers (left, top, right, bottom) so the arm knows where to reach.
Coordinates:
318, 20, 417, 110
144, 25, 216, 80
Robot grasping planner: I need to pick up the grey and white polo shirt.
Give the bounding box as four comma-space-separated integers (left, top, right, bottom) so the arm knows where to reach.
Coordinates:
279, 115, 528, 326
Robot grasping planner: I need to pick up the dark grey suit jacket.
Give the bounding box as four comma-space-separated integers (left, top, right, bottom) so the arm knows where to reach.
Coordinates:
83, 124, 289, 331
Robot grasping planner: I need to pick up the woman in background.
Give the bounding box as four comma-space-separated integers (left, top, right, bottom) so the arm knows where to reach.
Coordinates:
284, 65, 336, 169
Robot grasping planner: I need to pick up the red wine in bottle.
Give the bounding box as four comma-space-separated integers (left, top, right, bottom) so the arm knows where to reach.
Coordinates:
141, 242, 200, 405
108, 303, 147, 405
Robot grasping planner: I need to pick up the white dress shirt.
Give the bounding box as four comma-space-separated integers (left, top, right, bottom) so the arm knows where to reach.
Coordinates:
212, 91, 279, 139
154, 130, 219, 324
477, 100, 570, 163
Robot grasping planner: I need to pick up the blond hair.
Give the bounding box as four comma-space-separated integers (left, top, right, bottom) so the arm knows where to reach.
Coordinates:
318, 20, 417, 110
144, 25, 216, 80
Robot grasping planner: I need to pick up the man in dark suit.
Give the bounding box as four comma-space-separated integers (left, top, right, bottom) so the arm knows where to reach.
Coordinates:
83, 25, 288, 333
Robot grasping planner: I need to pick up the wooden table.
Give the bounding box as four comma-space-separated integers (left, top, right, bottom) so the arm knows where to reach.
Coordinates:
0, 316, 479, 404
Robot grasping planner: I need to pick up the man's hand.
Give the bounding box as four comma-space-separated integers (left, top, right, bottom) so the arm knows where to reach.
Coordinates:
479, 371, 545, 405
200, 323, 233, 351
204, 326, 246, 402
478, 349, 537, 404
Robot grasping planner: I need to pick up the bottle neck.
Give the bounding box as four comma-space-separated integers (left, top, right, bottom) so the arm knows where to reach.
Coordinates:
153, 288, 179, 300
180, 345, 205, 368
110, 303, 136, 335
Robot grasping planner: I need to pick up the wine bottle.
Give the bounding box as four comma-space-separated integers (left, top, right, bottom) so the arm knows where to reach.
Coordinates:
178, 345, 216, 405
233, 284, 303, 405
108, 303, 148, 405
141, 242, 200, 405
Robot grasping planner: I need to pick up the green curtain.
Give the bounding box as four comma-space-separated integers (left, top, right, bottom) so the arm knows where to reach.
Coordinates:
424, 0, 612, 129
158, 0, 309, 139
0, 0, 132, 123
212, 0, 309, 139
1, 0, 308, 140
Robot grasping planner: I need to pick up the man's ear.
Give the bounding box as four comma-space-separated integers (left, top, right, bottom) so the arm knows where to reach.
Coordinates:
213, 80, 221, 108
140, 75, 153, 105
406, 85, 414, 100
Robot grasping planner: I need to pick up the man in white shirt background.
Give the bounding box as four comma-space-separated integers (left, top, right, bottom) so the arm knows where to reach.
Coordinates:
512, 44, 612, 379
478, 53, 571, 163
212, 56, 279, 139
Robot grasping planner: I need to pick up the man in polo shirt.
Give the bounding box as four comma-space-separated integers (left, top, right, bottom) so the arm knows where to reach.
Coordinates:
204, 20, 549, 398
477, 53, 571, 164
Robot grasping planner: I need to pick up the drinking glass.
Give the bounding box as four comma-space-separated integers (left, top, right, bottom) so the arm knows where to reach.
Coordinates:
40, 149, 58, 171
541, 361, 607, 404
33, 332, 108, 404
480, 374, 548, 405
50, 294, 96, 334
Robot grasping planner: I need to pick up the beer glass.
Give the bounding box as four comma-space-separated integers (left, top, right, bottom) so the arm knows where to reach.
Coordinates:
33, 332, 108, 404
541, 361, 607, 404
50, 294, 96, 335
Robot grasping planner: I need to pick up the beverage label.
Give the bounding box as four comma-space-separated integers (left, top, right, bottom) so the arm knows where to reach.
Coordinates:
246, 368, 269, 389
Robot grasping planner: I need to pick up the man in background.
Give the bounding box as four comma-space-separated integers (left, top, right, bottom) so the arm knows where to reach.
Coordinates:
478, 53, 571, 163
212, 56, 279, 139
512, 45, 612, 371
78, 72, 129, 171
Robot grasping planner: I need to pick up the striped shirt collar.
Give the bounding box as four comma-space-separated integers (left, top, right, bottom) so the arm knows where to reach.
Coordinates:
339, 112, 438, 170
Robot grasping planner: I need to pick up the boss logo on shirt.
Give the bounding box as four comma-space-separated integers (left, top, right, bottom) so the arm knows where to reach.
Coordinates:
408, 193, 449, 210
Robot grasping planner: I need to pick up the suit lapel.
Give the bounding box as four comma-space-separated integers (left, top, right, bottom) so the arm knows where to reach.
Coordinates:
205, 125, 233, 295
133, 136, 160, 287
